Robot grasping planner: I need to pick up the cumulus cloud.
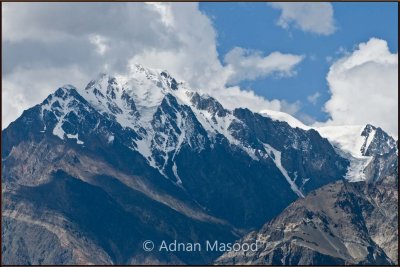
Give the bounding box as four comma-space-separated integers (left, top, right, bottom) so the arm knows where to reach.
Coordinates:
319, 38, 398, 137
269, 3, 336, 35
223, 47, 304, 85
2, 2, 178, 74
205, 85, 302, 116
2, 2, 303, 129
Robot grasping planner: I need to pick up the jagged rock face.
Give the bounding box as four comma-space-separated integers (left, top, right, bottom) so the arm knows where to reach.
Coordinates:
215, 175, 398, 265
361, 124, 397, 157
364, 147, 398, 183
190, 92, 228, 118
231, 109, 348, 194
361, 125, 398, 183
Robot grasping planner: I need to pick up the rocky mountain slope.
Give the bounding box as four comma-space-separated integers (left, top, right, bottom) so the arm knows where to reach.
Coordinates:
216, 153, 398, 265
2, 65, 396, 265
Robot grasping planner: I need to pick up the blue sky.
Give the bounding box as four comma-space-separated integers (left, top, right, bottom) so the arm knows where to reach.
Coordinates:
199, 2, 398, 123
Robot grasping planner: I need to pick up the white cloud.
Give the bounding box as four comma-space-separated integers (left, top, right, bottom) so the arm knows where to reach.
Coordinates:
205, 85, 300, 115
145, 2, 174, 27
89, 34, 109, 55
307, 91, 321, 105
269, 3, 336, 35
223, 47, 304, 85
319, 38, 398, 138
2, 2, 304, 129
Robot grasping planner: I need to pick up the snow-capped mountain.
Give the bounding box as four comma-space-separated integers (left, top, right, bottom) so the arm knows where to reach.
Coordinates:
2, 65, 396, 265
22, 64, 349, 199
317, 125, 397, 182
259, 110, 398, 182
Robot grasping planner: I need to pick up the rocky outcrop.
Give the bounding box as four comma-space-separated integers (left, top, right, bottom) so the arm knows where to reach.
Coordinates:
216, 175, 398, 265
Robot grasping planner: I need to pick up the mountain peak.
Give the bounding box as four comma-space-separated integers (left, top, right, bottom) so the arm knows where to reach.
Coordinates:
84, 73, 120, 101
126, 63, 181, 91
43, 85, 82, 106
316, 123, 397, 182
361, 124, 397, 157
84, 65, 183, 101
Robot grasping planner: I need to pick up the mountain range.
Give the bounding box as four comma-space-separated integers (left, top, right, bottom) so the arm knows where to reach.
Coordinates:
2, 65, 398, 265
